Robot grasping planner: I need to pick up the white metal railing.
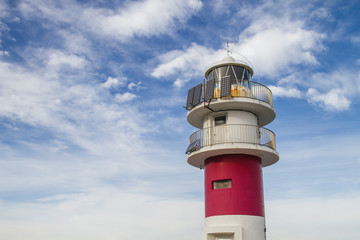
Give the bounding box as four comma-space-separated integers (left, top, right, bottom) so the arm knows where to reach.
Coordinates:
213, 81, 273, 106
189, 124, 276, 152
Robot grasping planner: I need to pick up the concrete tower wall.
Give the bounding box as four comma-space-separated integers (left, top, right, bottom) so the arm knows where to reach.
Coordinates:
204, 154, 264, 217
202, 110, 258, 129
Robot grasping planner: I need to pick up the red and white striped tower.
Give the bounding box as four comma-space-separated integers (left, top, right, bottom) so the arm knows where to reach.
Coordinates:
185, 51, 279, 240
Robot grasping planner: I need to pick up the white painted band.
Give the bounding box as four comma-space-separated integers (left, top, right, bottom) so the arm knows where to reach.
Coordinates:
204, 215, 265, 240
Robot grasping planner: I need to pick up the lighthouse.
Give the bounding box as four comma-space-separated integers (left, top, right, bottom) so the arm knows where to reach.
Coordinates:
185, 48, 279, 240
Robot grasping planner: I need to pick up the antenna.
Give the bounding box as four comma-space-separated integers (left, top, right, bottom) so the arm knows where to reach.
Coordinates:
224, 41, 254, 72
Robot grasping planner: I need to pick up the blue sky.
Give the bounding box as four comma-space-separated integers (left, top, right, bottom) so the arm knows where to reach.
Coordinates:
0, 0, 359, 239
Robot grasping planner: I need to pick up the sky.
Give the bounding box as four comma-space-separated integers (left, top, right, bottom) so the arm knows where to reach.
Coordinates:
0, 0, 359, 239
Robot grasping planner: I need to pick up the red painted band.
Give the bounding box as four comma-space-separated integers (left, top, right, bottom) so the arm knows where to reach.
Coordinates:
204, 154, 264, 217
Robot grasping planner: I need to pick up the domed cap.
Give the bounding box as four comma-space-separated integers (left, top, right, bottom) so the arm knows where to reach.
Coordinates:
220, 55, 236, 64
205, 55, 254, 78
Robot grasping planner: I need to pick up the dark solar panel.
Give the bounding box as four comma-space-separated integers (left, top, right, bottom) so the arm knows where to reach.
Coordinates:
185, 139, 200, 154
220, 76, 231, 97
192, 83, 202, 106
186, 87, 195, 110
205, 79, 215, 101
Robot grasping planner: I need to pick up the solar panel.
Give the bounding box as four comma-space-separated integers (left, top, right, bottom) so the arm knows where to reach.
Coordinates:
192, 83, 202, 106
205, 79, 215, 101
185, 139, 200, 154
220, 76, 231, 97
186, 87, 195, 109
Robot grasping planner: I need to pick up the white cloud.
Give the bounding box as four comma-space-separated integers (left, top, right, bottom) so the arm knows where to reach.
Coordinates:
302, 70, 360, 111
151, 43, 223, 87
174, 78, 188, 88
19, 0, 202, 42
115, 92, 137, 103
83, 0, 202, 41
269, 85, 303, 98
151, 4, 324, 85
0, 187, 204, 240
47, 50, 87, 69
128, 81, 142, 90
306, 88, 351, 111
152, 43, 217, 78
19, 48, 88, 73
0, 58, 151, 158
103, 76, 127, 89
57, 30, 93, 57
236, 25, 323, 77
0, 50, 9, 56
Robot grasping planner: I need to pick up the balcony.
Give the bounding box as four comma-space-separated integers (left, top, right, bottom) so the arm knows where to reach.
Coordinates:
187, 81, 276, 129
186, 124, 278, 168
212, 81, 273, 107
187, 124, 276, 153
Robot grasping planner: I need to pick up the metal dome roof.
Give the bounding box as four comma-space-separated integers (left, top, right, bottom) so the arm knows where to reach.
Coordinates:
205, 55, 254, 78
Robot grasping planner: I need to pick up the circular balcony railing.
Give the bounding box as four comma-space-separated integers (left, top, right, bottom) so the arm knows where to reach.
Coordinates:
212, 81, 273, 106
188, 124, 276, 153
186, 80, 273, 111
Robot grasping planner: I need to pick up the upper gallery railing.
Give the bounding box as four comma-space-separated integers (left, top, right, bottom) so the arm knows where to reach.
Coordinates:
186, 80, 273, 110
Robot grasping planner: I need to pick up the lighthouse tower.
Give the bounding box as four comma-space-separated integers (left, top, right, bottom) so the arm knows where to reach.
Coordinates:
185, 49, 279, 240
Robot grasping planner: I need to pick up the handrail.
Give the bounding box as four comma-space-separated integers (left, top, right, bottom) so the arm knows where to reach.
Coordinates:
187, 80, 273, 110
213, 81, 273, 106
188, 124, 276, 153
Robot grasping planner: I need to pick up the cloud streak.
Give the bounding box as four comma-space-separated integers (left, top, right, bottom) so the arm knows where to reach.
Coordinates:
18, 0, 202, 42
0, 187, 204, 240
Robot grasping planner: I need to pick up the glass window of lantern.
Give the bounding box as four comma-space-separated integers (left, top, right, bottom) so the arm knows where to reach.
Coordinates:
208, 70, 214, 81
244, 69, 251, 80
228, 65, 237, 83
217, 66, 228, 81
234, 66, 245, 81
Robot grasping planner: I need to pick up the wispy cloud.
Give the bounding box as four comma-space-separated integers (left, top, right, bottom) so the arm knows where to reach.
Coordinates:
152, 0, 325, 80
236, 24, 323, 77
83, 0, 202, 41
269, 85, 303, 98
103, 76, 127, 89
306, 88, 351, 111
114, 92, 137, 102
19, 0, 202, 42
0, 187, 204, 240
152, 43, 221, 87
